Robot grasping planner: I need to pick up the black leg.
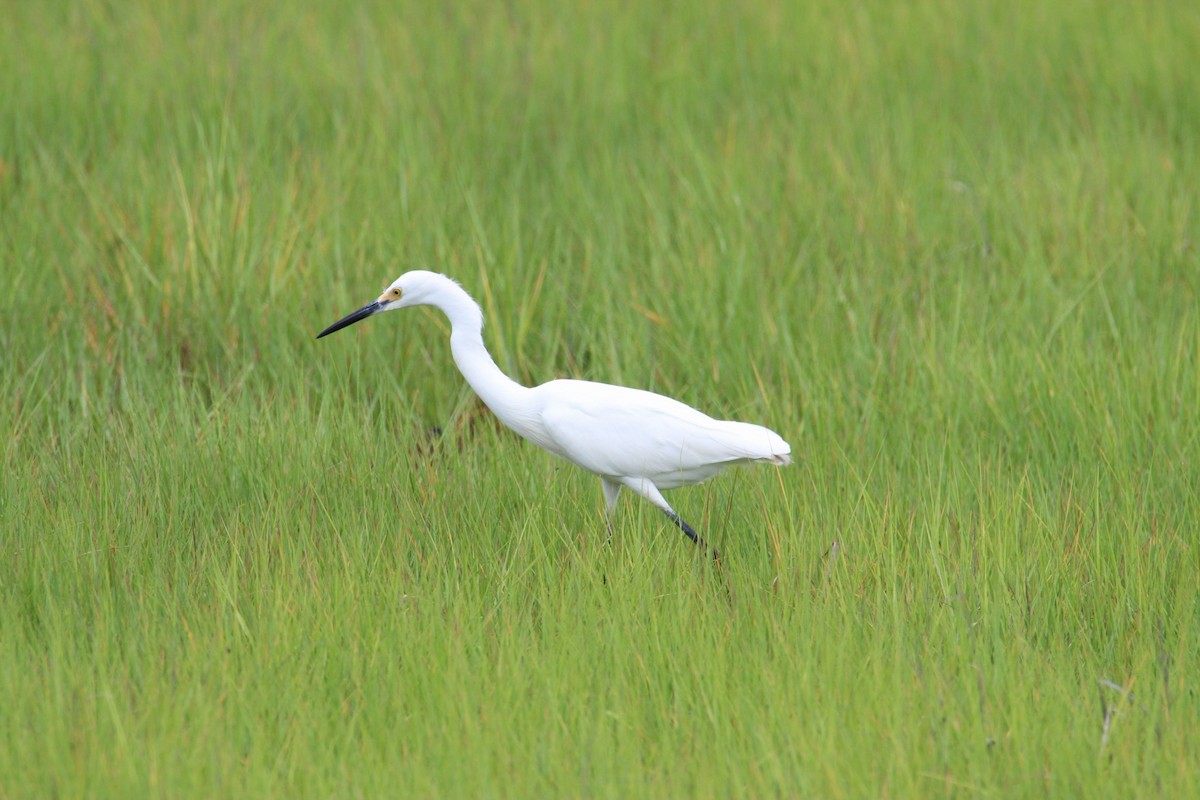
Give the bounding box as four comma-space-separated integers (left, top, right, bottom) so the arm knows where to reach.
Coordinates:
664, 510, 720, 561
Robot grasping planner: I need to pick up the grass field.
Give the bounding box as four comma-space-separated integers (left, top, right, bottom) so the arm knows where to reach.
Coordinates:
2, 0, 1198, 796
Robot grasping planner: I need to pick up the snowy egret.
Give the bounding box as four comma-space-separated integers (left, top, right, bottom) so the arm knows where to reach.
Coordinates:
317, 271, 791, 557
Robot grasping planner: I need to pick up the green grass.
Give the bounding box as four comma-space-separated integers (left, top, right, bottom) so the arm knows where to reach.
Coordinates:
2, 0, 1198, 795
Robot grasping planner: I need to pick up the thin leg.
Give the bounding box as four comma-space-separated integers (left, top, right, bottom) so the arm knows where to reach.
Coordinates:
601, 478, 621, 537
617, 477, 720, 561
663, 509, 719, 560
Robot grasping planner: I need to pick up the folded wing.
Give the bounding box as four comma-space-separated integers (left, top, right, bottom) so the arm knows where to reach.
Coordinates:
537, 380, 790, 489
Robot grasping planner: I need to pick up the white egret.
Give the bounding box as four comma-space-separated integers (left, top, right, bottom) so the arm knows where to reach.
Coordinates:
317, 271, 791, 558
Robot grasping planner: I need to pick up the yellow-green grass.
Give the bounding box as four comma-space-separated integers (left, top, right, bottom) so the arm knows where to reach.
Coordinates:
2, 0, 1197, 796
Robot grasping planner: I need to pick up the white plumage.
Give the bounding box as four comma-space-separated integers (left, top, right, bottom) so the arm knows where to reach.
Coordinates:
317, 271, 791, 556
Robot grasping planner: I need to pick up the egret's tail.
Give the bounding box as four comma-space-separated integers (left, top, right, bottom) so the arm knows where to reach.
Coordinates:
715, 420, 791, 466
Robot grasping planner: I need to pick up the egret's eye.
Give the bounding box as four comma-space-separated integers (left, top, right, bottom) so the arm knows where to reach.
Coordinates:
389, 287, 402, 300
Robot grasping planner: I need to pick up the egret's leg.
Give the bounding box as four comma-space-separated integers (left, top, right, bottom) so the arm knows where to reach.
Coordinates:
617, 478, 719, 560
601, 478, 622, 536
663, 510, 702, 545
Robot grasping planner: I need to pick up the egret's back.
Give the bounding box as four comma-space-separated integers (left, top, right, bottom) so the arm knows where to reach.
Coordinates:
534, 379, 791, 488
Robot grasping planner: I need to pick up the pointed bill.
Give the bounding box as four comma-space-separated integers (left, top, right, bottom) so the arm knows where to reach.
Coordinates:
316, 300, 383, 339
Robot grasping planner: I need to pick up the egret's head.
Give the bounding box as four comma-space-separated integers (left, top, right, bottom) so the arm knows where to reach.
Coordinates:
316, 270, 447, 339
377, 270, 452, 310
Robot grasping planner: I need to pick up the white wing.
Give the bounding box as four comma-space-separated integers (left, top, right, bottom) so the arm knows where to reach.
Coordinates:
535, 380, 790, 489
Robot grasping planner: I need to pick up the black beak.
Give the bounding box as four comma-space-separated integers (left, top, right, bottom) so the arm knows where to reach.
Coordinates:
316, 300, 383, 339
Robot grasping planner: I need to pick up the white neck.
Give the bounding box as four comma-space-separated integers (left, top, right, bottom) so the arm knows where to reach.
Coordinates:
425, 279, 533, 431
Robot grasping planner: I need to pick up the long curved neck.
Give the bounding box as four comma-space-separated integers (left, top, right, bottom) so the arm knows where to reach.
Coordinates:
429, 281, 531, 426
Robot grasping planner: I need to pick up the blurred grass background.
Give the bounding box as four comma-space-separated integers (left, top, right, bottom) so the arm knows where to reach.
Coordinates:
2, 0, 1197, 796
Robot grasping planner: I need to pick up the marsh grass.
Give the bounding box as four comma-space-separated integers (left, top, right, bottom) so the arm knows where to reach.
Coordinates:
2, 0, 1197, 796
